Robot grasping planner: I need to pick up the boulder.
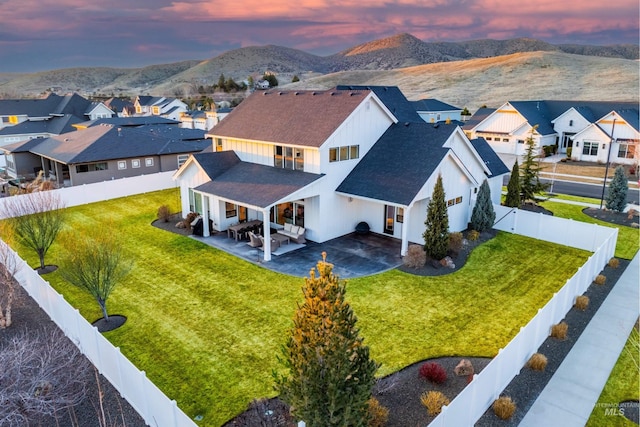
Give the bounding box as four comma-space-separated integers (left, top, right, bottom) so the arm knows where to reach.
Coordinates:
454, 359, 474, 377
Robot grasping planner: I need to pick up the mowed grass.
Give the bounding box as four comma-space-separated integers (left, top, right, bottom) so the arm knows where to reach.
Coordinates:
11, 189, 590, 426
539, 200, 640, 260
586, 327, 640, 427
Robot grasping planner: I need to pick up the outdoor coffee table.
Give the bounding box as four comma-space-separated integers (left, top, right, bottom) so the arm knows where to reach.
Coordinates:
272, 233, 290, 246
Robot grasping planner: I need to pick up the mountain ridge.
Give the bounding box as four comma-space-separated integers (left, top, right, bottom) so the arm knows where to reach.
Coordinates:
0, 33, 637, 103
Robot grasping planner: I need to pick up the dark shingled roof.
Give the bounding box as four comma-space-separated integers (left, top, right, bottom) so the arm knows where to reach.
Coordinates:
0, 114, 84, 136
0, 94, 64, 117
411, 99, 461, 112
336, 85, 422, 123
78, 116, 179, 128
29, 124, 208, 164
469, 137, 510, 177
509, 100, 639, 134
0, 137, 47, 153
462, 108, 496, 130
337, 122, 453, 206
208, 89, 370, 147
191, 151, 241, 180
194, 156, 324, 208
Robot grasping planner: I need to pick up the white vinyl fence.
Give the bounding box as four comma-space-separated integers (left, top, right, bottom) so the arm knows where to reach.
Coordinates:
0, 171, 176, 219
429, 205, 618, 426
3, 241, 197, 427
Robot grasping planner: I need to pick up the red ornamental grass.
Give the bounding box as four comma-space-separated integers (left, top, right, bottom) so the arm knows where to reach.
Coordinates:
419, 362, 447, 384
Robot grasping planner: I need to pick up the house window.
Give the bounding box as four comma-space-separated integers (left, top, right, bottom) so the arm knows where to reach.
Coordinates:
455, 196, 463, 204
5, 155, 14, 170
225, 202, 237, 218
132, 159, 141, 168
215, 138, 223, 152
330, 145, 360, 163
329, 148, 338, 162
294, 148, 304, 171
135, 105, 142, 114
396, 207, 404, 223
447, 199, 455, 207
145, 158, 154, 167
274, 146, 284, 167
582, 141, 599, 156
76, 162, 107, 173
486, 137, 492, 141
339, 146, 349, 161
618, 143, 636, 159
9, 116, 18, 124
152, 106, 160, 115
118, 161, 127, 170
517, 140, 525, 144
502, 138, 509, 142
569, 120, 574, 126
177, 154, 189, 167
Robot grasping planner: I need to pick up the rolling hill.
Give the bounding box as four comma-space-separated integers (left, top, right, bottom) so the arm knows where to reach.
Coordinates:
0, 33, 637, 110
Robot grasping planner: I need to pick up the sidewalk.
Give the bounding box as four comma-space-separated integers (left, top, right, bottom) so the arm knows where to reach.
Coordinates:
519, 252, 640, 427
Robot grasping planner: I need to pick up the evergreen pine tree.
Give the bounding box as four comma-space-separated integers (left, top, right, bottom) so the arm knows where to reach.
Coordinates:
504, 161, 521, 207
520, 126, 549, 202
470, 179, 496, 232
605, 166, 628, 212
274, 253, 378, 427
423, 174, 449, 260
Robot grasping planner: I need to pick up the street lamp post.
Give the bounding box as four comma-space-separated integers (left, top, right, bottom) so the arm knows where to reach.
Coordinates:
599, 118, 617, 209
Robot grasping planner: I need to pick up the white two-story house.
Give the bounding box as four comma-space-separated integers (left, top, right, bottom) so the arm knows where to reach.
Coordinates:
174, 86, 508, 261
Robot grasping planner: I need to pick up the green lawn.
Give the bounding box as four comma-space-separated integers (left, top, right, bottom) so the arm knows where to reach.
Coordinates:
12, 189, 591, 426
586, 327, 639, 427
539, 200, 640, 260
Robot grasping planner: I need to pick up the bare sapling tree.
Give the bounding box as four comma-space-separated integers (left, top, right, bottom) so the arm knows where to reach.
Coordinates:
60, 231, 133, 323
0, 328, 90, 425
1, 190, 65, 273
0, 222, 21, 329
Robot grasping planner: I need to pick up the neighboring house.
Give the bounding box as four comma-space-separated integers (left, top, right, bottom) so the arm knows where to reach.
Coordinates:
411, 99, 463, 123
73, 116, 181, 129
173, 86, 508, 261
103, 97, 135, 117
0, 94, 113, 166
570, 110, 639, 165
255, 80, 271, 90
180, 109, 231, 130
463, 100, 639, 163
1, 124, 208, 186
133, 96, 188, 121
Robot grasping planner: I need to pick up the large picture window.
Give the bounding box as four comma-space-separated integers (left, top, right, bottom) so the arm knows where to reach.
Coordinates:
618, 143, 636, 159
582, 141, 599, 156
274, 145, 304, 171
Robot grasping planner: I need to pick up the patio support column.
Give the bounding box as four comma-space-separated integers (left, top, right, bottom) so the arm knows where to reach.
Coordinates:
261, 208, 271, 261
201, 194, 210, 237
40, 158, 47, 178
400, 206, 410, 256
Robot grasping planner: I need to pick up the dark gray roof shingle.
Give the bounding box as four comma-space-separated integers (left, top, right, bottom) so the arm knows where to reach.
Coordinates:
194, 156, 324, 208
469, 137, 510, 177
336, 85, 422, 123
0, 114, 84, 136
337, 122, 453, 205
411, 99, 461, 112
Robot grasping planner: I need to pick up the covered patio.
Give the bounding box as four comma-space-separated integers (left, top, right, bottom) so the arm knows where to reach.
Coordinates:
190, 231, 404, 278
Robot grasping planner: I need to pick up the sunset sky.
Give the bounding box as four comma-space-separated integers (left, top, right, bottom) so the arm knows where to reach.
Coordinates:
1, 0, 638, 72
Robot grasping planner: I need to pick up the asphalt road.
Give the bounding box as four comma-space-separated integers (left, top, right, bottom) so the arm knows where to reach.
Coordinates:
502, 176, 640, 205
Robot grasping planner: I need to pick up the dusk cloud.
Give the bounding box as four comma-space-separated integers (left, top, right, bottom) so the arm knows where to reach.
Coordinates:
0, 0, 637, 72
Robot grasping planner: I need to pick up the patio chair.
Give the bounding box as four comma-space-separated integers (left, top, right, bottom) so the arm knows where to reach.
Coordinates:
247, 231, 262, 248
258, 235, 280, 252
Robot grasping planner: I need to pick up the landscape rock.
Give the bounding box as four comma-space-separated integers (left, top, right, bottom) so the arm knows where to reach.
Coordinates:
454, 359, 474, 377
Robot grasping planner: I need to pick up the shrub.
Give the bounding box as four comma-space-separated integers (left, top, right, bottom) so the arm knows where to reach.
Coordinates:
492, 396, 516, 420
526, 353, 548, 371
551, 321, 568, 340
594, 274, 606, 285
467, 230, 480, 241
608, 258, 620, 268
420, 391, 450, 416
448, 232, 464, 254
419, 362, 447, 384
367, 398, 389, 427
404, 244, 427, 268
574, 295, 589, 311
566, 147, 572, 158
157, 205, 171, 222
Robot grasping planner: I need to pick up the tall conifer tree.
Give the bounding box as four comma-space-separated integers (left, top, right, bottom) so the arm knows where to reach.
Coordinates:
605, 166, 628, 212
471, 179, 496, 232
520, 126, 548, 202
504, 161, 521, 207
274, 253, 378, 426
423, 174, 449, 260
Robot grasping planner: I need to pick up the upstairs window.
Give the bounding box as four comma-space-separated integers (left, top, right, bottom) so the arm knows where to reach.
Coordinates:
329, 145, 360, 163
177, 154, 189, 168
274, 145, 304, 170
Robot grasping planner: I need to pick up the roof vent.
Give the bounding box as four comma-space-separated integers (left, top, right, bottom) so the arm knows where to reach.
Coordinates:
311, 92, 317, 95
330, 92, 336, 96
404, 122, 410, 126
433, 123, 439, 128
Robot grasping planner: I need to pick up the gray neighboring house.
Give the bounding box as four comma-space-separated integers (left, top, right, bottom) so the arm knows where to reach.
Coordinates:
2, 124, 209, 186
411, 99, 463, 123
